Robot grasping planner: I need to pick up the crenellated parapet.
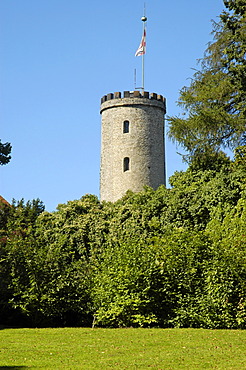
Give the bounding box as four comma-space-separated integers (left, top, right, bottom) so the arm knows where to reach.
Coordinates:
100, 91, 166, 114
101, 91, 165, 104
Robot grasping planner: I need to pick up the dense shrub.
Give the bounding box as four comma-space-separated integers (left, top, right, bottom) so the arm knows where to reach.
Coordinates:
0, 149, 245, 328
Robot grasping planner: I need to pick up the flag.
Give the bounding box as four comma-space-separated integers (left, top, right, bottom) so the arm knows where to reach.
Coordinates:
135, 28, 146, 56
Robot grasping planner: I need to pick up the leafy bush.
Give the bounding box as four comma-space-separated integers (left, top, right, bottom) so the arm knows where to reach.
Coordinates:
1, 148, 245, 328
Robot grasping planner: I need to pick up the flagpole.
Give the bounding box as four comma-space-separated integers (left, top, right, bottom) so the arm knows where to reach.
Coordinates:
135, 5, 147, 92
141, 14, 147, 93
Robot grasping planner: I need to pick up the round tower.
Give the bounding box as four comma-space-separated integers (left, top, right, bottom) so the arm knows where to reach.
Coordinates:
100, 90, 166, 202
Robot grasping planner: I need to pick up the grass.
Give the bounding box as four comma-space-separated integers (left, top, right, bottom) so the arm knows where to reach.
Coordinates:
0, 327, 245, 369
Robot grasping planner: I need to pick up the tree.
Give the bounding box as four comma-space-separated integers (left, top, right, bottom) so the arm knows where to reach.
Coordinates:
0, 140, 12, 165
4, 195, 99, 326
0, 199, 45, 326
168, 1, 246, 158
1, 155, 245, 328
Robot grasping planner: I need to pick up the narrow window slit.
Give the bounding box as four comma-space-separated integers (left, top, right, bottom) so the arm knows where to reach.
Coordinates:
123, 157, 130, 172
123, 120, 129, 133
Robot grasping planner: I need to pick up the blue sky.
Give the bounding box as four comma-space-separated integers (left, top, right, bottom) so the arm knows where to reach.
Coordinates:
1, 0, 225, 211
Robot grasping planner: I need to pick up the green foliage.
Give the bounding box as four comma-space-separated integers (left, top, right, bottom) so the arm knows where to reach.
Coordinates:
221, 0, 246, 114
233, 145, 246, 173
92, 239, 163, 327
0, 140, 12, 165
3, 196, 99, 326
0, 199, 45, 326
1, 150, 245, 328
6, 234, 92, 326
90, 152, 245, 328
168, 1, 246, 156
187, 149, 231, 172
204, 198, 246, 328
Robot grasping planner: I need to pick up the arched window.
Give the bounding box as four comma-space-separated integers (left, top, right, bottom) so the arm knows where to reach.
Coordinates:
123, 120, 129, 133
123, 157, 130, 172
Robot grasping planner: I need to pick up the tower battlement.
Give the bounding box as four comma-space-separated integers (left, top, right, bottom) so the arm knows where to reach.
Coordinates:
101, 91, 166, 104
100, 91, 166, 115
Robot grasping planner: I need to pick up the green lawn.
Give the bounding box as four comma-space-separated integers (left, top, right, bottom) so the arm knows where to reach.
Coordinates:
0, 327, 245, 369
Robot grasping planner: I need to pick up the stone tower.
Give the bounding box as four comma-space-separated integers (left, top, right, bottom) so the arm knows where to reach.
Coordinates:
100, 90, 166, 202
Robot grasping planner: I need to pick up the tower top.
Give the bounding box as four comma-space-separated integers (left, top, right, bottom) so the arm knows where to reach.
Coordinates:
100, 91, 166, 114
101, 90, 165, 108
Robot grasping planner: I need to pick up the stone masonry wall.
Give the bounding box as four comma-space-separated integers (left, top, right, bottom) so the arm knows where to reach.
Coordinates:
100, 91, 166, 202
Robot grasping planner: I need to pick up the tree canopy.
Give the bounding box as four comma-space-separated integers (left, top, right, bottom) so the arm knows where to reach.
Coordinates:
0, 140, 12, 165
168, 0, 246, 159
0, 150, 245, 328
